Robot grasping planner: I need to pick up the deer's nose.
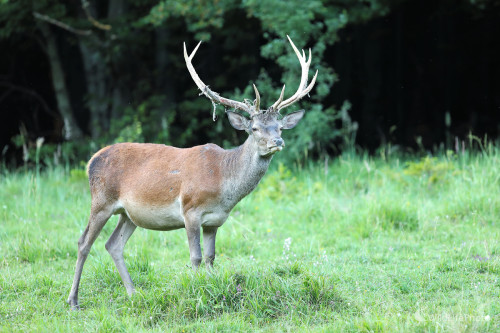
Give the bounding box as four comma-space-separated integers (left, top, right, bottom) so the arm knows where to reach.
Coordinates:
273, 138, 284, 147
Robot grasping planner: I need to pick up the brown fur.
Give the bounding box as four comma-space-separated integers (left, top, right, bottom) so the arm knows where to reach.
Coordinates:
88, 142, 224, 213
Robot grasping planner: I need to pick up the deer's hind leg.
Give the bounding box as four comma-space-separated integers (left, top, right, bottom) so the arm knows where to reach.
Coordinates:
67, 203, 114, 309
105, 213, 137, 296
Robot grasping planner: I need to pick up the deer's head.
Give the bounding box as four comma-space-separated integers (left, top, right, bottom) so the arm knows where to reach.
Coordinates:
184, 35, 318, 157
225, 109, 303, 157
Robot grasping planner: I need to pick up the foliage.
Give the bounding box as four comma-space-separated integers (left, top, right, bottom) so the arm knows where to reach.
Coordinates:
142, 0, 238, 41
109, 95, 173, 144
0, 0, 400, 167
2, 1, 500, 167
403, 156, 456, 184
0, 149, 499, 331
0, 0, 67, 38
254, 163, 304, 202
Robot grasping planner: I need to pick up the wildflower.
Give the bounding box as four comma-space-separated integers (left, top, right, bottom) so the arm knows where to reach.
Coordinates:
282, 237, 296, 263
283, 238, 292, 251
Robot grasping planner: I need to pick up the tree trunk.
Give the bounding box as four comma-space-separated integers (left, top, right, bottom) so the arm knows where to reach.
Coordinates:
78, 40, 108, 139
156, 26, 175, 108
78, 0, 128, 139
37, 21, 83, 140
108, 0, 129, 121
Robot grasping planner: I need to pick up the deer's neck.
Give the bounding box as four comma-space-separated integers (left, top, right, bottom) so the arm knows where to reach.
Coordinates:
220, 136, 272, 209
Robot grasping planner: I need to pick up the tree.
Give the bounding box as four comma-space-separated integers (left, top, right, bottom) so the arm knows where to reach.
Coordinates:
0, 1, 84, 139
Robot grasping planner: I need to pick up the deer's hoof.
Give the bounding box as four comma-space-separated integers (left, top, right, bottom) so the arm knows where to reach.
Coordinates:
67, 298, 81, 311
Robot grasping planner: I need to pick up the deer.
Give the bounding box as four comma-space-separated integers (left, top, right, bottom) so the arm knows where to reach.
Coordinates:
67, 35, 318, 309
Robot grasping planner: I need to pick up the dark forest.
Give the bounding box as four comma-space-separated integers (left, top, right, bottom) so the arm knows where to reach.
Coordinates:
1, 0, 499, 166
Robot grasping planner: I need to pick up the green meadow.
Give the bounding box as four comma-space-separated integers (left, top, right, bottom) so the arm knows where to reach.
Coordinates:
0, 149, 499, 332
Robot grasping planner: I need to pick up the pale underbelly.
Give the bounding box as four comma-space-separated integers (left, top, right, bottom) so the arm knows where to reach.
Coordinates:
120, 198, 185, 231
116, 198, 230, 230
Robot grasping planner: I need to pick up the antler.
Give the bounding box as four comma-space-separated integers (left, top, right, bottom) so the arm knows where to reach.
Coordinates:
184, 37, 317, 117
184, 41, 260, 117
270, 35, 318, 113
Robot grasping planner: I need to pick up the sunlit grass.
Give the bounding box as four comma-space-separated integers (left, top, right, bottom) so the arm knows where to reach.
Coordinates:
0, 149, 499, 331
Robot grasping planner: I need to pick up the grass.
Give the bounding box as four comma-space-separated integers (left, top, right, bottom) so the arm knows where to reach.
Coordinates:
0, 149, 499, 332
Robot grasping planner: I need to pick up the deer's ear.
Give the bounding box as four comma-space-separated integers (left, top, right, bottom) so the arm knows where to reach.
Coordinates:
281, 110, 305, 129
227, 111, 250, 131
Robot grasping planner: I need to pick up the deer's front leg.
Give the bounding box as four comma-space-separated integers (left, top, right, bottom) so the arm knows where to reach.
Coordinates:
203, 227, 218, 267
185, 221, 202, 269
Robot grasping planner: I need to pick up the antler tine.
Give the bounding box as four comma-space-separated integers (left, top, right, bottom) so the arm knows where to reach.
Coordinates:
285, 35, 310, 92
270, 85, 286, 111
183, 42, 204, 90
271, 35, 318, 112
252, 84, 260, 114
183, 42, 250, 113
278, 69, 318, 110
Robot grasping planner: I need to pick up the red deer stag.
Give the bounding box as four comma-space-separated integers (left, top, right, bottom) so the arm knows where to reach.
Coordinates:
67, 35, 318, 309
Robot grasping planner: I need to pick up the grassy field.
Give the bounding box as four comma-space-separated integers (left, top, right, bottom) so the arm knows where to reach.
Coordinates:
0, 148, 499, 332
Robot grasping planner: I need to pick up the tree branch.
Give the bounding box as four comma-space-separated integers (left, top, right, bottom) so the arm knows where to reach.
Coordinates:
81, 0, 112, 31
33, 11, 92, 36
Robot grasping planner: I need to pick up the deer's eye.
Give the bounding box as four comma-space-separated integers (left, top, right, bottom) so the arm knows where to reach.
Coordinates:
252, 127, 258, 132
